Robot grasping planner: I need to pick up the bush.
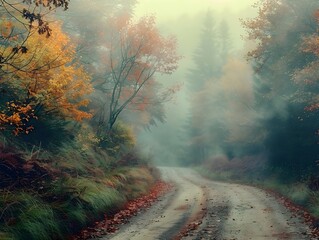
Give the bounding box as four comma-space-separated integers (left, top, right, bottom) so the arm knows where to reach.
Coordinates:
201, 154, 267, 181
99, 122, 136, 157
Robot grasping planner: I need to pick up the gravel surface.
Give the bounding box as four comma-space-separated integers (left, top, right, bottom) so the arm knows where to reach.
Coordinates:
95, 167, 314, 240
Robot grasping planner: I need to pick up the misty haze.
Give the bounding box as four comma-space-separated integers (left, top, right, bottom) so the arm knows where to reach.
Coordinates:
0, 0, 319, 239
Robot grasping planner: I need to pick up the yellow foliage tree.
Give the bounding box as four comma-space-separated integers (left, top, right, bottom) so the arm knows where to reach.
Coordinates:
0, 22, 92, 134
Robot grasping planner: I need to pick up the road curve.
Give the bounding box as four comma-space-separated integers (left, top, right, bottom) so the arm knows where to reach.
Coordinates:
96, 167, 313, 240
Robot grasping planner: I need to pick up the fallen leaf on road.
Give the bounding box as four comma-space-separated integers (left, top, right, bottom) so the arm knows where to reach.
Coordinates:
70, 181, 173, 240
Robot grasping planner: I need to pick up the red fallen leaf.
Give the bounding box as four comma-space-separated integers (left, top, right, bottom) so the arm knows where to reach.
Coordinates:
262, 188, 319, 239
70, 181, 174, 240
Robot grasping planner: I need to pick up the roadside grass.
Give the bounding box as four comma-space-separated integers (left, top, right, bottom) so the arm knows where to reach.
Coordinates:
49, 177, 126, 235
261, 180, 310, 205
0, 142, 157, 240
0, 193, 61, 240
53, 142, 113, 177
61, 177, 125, 215
309, 191, 319, 217
197, 167, 234, 182
0, 120, 159, 240
106, 167, 156, 199
0, 171, 155, 239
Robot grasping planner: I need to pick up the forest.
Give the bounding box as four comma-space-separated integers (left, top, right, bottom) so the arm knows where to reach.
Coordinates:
180, 0, 319, 224
0, 0, 179, 239
1, 0, 319, 239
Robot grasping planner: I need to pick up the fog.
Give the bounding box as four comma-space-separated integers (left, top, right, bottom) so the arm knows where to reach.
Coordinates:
132, 0, 319, 183
58, 0, 319, 180
3, 1, 319, 238
135, 0, 257, 166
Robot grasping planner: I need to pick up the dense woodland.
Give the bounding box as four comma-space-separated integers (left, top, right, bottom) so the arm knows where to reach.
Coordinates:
2, 0, 319, 239
0, 0, 179, 239
180, 0, 319, 179
178, 0, 319, 217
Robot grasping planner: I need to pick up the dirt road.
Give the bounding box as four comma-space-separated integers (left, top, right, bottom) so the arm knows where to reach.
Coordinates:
97, 167, 313, 240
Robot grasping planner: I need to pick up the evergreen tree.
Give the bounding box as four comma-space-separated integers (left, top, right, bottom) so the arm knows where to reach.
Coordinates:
182, 10, 231, 165
187, 10, 219, 92
219, 19, 232, 67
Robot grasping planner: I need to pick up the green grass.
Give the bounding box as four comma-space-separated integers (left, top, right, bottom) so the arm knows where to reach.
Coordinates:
118, 167, 155, 199
48, 177, 126, 235
259, 180, 310, 205
53, 142, 112, 177
0, 232, 11, 240
0, 193, 61, 240
0, 127, 157, 240
0, 166, 156, 240
308, 191, 319, 217
64, 177, 125, 214
257, 180, 319, 218
196, 167, 235, 182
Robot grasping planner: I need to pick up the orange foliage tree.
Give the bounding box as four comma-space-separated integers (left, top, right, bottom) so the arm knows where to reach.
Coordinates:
0, 0, 70, 75
293, 10, 319, 112
0, 22, 92, 135
0, 0, 88, 135
241, 0, 319, 105
242, 0, 319, 176
95, 15, 180, 133
241, 0, 280, 63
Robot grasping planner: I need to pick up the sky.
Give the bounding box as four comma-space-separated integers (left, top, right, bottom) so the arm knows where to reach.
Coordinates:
134, 0, 257, 63
134, 0, 256, 20
133, 0, 258, 102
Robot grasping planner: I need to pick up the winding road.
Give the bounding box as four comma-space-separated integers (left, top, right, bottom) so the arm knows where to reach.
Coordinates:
97, 167, 313, 240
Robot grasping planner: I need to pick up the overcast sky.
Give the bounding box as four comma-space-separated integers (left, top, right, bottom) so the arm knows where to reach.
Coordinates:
134, 0, 256, 21
134, 0, 257, 52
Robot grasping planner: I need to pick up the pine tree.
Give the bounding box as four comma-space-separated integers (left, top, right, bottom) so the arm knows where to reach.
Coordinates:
187, 10, 219, 92
183, 10, 224, 164
219, 19, 232, 67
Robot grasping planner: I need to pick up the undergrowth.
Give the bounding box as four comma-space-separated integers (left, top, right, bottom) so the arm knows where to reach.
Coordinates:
0, 125, 158, 240
0, 166, 156, 240
0, 193, 61, 240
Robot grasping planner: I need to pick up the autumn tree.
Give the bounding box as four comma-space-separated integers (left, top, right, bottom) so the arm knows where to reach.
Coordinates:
60, 0, 137, 71
0, 0, 86, 136
242, 0, 319, 179
0, 0, 70, 76
242, 0, 318, 109
59, 1, 174, 131
94, 15, 179, 135
0, 22, 92, 135
293, 10, 319, 112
